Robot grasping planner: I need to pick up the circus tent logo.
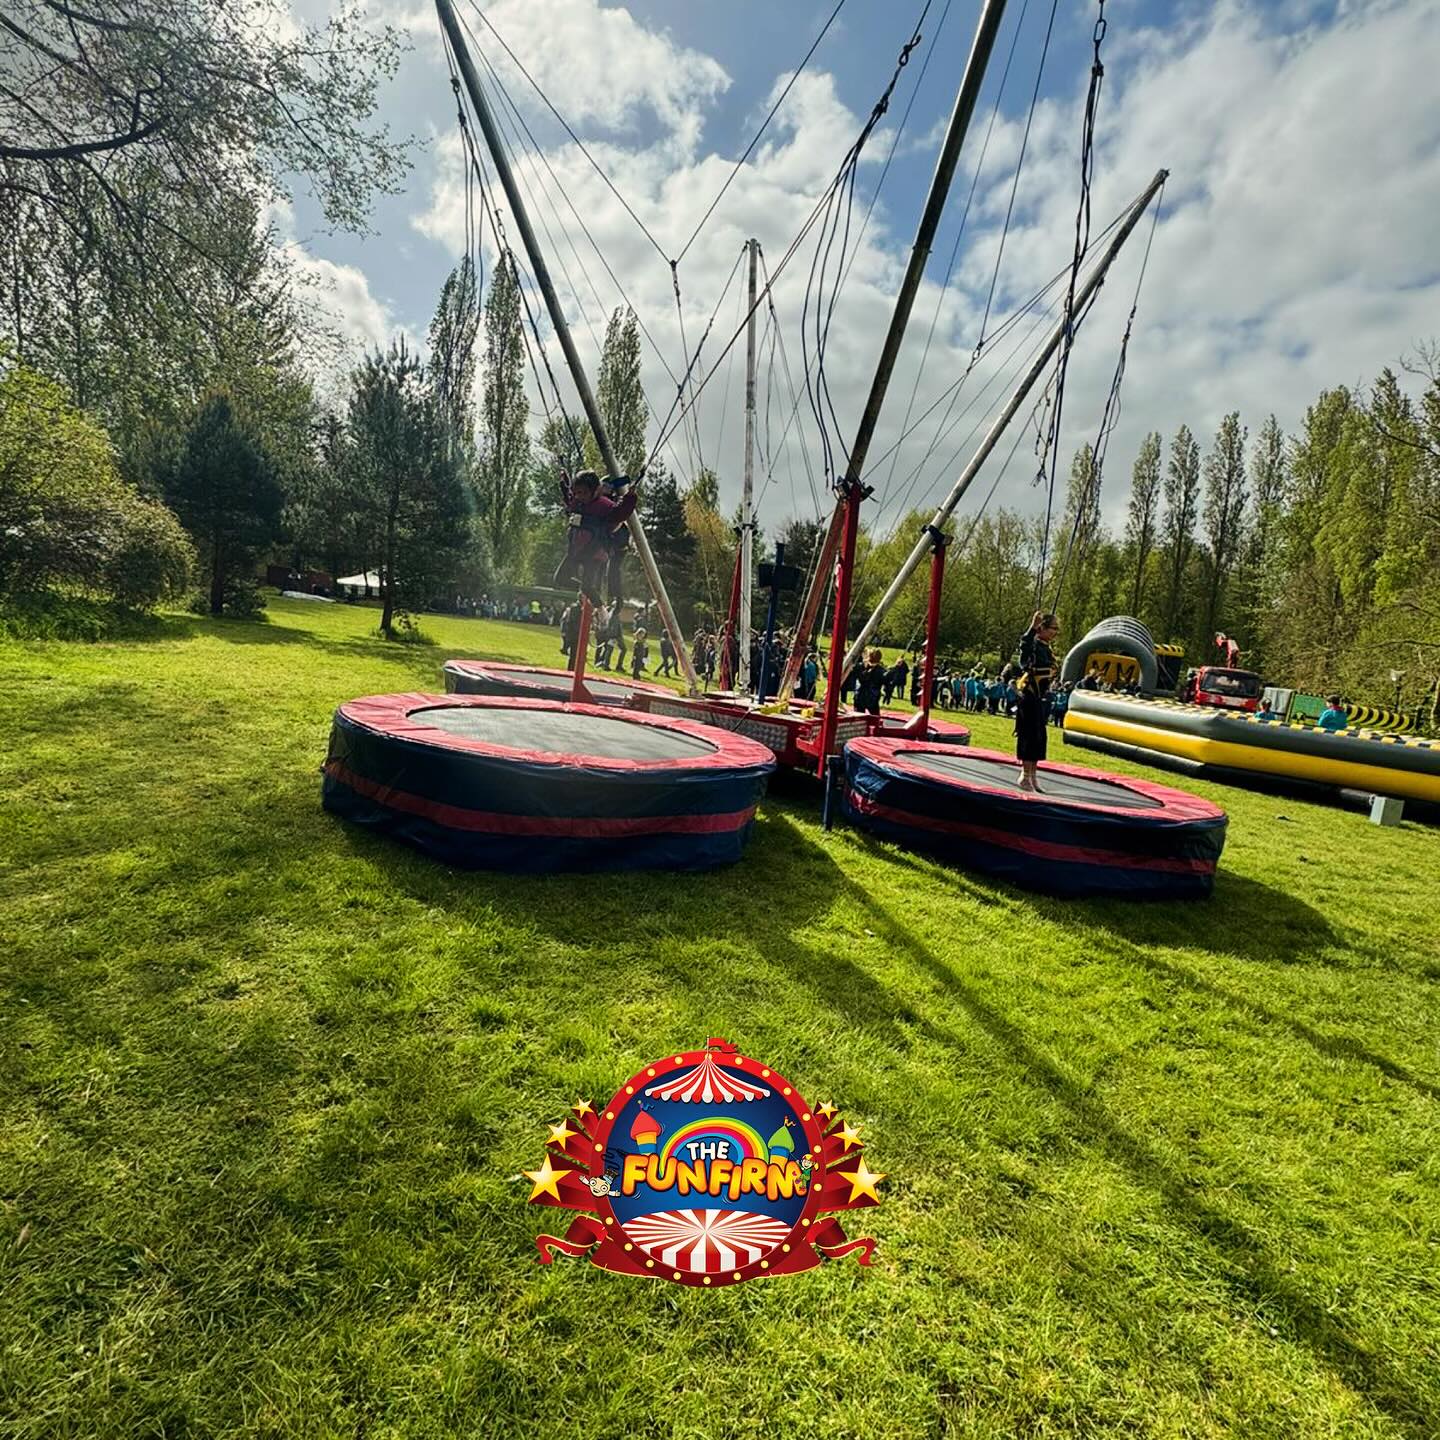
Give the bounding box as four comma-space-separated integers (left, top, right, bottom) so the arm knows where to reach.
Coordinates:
523, 1038, 882, 1286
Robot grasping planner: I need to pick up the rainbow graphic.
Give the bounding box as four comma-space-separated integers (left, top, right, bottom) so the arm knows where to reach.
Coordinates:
658, 1115, 771, 1167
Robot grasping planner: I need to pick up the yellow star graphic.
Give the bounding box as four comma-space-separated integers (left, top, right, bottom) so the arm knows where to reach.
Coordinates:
834, 1122, 862, 1152
572, 1099, 596, 1120
838, 1157, 885, 1204
815, 1101, 838, 1123
547, 1120, 577, 1147
523, 1156, 572, 1202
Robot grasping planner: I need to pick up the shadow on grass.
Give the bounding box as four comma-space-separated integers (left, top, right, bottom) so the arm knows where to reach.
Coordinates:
332, 800, 841, 957
807, 880, 1438, 1439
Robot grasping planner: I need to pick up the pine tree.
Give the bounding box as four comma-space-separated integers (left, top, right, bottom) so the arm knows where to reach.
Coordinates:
639, 463, 695, 617
164, 394, 284, 615
1124, 431, 1162, 615
1160, 423, 1200, 639
345, 340, 468, 636
476, 254, 532, 573
1202, 412, 1248, 638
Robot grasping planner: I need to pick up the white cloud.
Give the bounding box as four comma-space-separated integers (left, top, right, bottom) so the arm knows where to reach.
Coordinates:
323, 0, 1440, 550
265, 198, 397, 398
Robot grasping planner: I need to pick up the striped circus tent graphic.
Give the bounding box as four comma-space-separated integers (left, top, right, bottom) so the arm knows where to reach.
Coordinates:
644, 1052, 771, 1104
621, 1209, 792, 1273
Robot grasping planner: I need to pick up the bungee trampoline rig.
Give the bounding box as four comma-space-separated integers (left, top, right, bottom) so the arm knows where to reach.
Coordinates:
322, 0, 1230, 897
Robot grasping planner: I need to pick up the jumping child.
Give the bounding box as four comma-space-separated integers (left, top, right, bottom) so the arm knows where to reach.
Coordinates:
553, 470, 637, 605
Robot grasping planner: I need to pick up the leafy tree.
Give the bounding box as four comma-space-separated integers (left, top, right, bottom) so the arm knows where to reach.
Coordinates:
1202, 411, 1248, 638
0, 354, 192, 606
1160, 424, 1200, 639
0, 0, 408, 323
475, 255, 531, 574
1051, 444, 1103, 632
1125, 431, 1162, 614
344, 341, 468, 636
682, 469, 732, 622
164, 394, 283, 614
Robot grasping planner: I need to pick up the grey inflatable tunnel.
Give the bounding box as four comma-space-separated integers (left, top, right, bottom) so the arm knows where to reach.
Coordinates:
1060, 615, 1159, 692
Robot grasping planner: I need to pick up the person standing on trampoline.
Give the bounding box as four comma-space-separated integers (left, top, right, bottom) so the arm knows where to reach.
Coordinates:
1015, 612, 1060, 792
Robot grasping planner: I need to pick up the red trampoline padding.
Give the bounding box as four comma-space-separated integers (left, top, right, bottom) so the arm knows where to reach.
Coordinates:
842, 740, 1227, 899
443, 659, 672, 706
876, 711, 971, 745
339, 692, 768, 773
322, 693, 776, 873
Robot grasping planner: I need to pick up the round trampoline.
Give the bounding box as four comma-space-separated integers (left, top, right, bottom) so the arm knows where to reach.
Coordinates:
443, 659, 673, 706
323, 693, 776, 872
842, 739, 1227, 899
876, 711, 971, 745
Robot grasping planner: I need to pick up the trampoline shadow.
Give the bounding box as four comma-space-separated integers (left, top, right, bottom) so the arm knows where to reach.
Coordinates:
1039, 868, 1337, 967
332, 800, 839, 950
821, 888, 1439, 1439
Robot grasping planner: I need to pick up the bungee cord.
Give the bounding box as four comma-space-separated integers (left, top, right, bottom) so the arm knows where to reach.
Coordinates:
1033, 0, 1109, 608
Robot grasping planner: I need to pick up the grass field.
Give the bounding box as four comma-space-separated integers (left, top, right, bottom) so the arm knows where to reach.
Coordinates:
2, 596, 1438, 1439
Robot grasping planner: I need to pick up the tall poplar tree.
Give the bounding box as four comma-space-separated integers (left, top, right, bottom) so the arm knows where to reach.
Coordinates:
1161, 423, 1200, 639
476, 254, 532, 571
1202, 411, 1249, 637
427, 258, 480, 463
1125, 431, 1162, 615
591, 307, 647, 478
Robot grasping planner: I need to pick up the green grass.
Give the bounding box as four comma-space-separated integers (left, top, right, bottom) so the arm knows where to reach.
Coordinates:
1, 596, 1438, 1439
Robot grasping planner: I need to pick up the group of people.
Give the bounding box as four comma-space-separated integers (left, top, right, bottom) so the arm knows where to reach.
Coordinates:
454, 595, 564, 624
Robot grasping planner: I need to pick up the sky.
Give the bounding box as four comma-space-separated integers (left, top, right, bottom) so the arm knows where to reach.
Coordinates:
281, 0, 1440, 538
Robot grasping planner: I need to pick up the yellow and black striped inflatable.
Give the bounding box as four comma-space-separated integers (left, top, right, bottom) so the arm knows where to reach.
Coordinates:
1063, 692, 1439, 805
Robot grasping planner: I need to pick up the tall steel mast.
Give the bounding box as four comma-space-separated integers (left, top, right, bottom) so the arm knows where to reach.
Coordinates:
435, 0, 700, 694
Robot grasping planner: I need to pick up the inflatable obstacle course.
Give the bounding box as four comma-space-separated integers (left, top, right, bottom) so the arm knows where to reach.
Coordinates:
1060, 615, 1161, 692
1063, 691, 1440, 805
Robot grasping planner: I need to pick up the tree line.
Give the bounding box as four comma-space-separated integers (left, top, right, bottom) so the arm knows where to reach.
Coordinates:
0, 2, 1434, 716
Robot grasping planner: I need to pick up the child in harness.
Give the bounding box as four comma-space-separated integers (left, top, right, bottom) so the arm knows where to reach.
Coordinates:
553, 470, 637, 605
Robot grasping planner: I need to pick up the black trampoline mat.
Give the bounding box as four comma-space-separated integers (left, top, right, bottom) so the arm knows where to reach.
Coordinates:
903, 751, 1163, 809
419, 705, 717, 760
470, 666, 642, 700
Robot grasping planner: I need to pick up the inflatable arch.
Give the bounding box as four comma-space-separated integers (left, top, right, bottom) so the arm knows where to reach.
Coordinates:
1060, 616, 1160, 692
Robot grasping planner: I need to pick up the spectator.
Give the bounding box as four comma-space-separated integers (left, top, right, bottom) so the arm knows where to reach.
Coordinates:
631, 628, 649, 678
1317, 694, 1348, 731
853, 647, 886, 716
799, 650, 820, 702
658, 631, 676, 677
560, 603, 578, 661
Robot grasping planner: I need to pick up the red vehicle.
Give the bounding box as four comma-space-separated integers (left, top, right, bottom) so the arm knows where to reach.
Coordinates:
1183, 666, 1263, 711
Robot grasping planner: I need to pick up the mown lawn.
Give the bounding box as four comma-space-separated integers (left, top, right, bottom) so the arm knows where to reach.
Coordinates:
1, 597, 1437, 1439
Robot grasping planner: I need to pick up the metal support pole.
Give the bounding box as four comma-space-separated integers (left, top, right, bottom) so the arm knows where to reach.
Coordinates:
814, 484, 863, 774
907, 526, 948, 737
779, 0, 1011, 702
739, 238, 758, 693
569, 597, 595, 704
718, 542, 742, 691
435, 0, 700, 695
844, 169, 1170, 672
